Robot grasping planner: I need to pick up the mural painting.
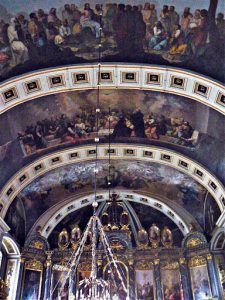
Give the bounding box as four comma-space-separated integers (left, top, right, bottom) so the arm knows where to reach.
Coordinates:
189, 265, 212, 300
104, 262, 128, 300
5, 160, 208, 242
21, 268, 42, 300
51, 268, 69, 300
161, 267, 183, 300
4, 196, 26, 245
204, 192, 221, 237
0, 89, 224, 189
135, 269, 155, 300
0, 1, 224, 81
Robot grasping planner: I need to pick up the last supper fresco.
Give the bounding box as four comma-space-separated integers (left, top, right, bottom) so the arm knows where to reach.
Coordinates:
0, 89, 224, 189
0, 0, 224, 82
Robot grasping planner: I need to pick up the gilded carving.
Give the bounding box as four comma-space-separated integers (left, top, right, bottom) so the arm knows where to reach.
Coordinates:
186, 238, 202, 248
25, 259, 43, 271
110, 240, 125, 250
162, 262, 179, 270
0, 279, 8, 299
137, 228, 149, 249
120, 211, 130, 230
149, 224, 160, 248
188, 256, 207, 268
179, 258, 186, 265
154, 259, 160, 265
135, 261, 154, 270
30, 239, 45, 250
71, 224, 82, 250
161, 226, 173, 248
58, 228, 70, 250
206, 254, 212, 260
78, 262, 92, 272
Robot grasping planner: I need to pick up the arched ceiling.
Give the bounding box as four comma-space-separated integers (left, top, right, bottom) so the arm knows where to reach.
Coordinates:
0, 0, 224, 247
46, 200, 185, 249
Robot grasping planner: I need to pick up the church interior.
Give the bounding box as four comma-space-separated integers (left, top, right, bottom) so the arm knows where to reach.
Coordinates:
0, 0, 224, 299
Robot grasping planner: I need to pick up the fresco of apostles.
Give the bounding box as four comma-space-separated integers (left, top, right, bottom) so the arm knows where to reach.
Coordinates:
0, 89, 224, 189
0, 1, 224, 81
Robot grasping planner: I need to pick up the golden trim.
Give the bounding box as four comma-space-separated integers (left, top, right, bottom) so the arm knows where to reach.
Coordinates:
179, 258, 186, 265
188, 256, 207, 268
25, 259, 43, 271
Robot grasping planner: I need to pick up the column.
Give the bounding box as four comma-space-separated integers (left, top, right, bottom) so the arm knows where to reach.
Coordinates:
128, 257, 135, 300
15, 258, 25, 300
43, 251, 53, 300
179, 258, 193, 300
69, 266, 76, 299
207, 254, 222, 299
154, 259, 163, 300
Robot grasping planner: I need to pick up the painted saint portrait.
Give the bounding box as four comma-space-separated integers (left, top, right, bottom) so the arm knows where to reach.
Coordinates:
21, 269, 42, 300
189, 265, 212, 300
161, 268, 183, 300
51, 268, 69, 300
104, 262, 128, 300
204, 193, 221, 236
4, 196, 26, 245
135, 269, 155, 300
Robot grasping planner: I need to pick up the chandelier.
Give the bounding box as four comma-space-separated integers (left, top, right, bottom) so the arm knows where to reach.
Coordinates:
50, 6, 128, 299
50, 201, 128, 300
75, 205, 127, 300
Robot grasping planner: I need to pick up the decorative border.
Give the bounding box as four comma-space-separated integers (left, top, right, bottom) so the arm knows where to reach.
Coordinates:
24, 79, 41, 94
0, 144, 224, 224
170, 75, 187, 90
0, 64, 224, 115
48, 74, 65, 88
193, 81, 211, 98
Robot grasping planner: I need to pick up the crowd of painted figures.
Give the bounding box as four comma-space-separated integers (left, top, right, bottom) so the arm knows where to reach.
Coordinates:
0, 2, 224, 68
18, 109, 196, 155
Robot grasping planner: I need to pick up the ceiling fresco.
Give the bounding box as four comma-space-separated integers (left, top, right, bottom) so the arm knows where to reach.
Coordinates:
0, 0, 224, 82
0, 89, 224, 189
5, 159, 216, 245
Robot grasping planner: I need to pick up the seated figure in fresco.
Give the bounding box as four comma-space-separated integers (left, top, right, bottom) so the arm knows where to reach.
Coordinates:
145, 114, 159, 139
80, 3, 101, 38
131, 108, 146, 138
169, 24, 187, 56
112, 115, 132, 138
148, 21, 168, 51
